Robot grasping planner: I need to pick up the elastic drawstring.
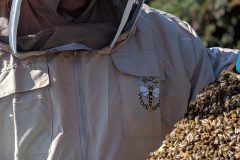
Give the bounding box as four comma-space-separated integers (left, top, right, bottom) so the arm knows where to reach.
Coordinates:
9, 0, 22, 54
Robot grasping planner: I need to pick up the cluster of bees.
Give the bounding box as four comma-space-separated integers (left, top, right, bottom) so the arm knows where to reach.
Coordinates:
149, 71, 240, 160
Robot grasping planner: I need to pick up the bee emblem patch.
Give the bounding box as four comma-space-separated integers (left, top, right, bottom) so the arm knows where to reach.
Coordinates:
139, 77, 160, 112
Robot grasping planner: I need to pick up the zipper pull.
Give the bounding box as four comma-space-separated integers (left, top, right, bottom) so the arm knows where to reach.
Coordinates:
74, 51, 78, 57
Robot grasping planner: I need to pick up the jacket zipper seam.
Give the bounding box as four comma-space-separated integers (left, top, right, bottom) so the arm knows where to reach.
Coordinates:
74, 51, 91, 160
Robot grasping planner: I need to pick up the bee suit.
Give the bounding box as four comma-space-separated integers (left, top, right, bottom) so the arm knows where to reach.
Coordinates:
0, 0, 238, 159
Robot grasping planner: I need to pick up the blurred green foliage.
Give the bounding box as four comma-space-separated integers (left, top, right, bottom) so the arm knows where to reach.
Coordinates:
147, 0, 240, 49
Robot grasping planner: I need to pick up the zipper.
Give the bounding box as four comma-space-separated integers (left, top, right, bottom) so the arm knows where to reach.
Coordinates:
74, 51, 91, 160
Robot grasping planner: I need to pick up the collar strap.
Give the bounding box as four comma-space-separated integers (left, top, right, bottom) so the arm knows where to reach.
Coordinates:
9, 0, 22, 54
110, 0, 138, 48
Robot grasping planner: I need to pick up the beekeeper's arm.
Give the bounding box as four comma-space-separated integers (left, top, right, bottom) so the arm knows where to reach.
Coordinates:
189, 34, 238, 100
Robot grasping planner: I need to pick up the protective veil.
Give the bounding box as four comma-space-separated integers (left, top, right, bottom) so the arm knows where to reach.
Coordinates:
0, 0, 142, 52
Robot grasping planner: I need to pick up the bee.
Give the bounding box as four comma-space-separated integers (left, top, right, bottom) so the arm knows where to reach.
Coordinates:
139, 85, 160, 112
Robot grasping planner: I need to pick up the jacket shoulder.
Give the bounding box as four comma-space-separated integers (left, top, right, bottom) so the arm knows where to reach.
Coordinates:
141, 5, 198, 39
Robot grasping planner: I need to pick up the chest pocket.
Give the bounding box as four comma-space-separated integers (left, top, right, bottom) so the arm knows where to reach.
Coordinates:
0, 57, 52, 158
112, 51, 165, 138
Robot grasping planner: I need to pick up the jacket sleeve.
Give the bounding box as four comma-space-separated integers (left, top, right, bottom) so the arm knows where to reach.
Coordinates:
189, 36, 238, 100
161, 12, 238, 78
157, 10, 238, 100
207, 47, 239, 77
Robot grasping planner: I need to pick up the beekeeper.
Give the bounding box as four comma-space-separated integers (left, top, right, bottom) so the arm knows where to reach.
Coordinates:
0, 0, 238, 159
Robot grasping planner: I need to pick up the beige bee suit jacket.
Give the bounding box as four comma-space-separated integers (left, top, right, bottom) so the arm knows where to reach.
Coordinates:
0, 4, 238, 160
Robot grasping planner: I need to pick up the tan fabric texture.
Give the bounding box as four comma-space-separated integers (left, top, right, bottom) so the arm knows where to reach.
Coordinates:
0, 4, 238, 160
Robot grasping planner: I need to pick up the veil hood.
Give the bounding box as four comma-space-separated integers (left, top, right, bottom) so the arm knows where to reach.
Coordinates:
0, 0, 143, 55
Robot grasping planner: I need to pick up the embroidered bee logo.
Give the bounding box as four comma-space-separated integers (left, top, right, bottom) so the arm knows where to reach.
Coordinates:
139, 77, 160, 112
